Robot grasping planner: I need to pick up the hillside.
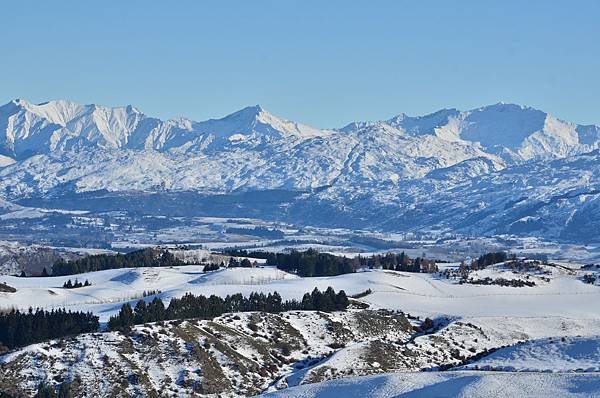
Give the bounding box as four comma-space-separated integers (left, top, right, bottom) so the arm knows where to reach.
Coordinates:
0, 310, 414, 397
2, 260, 600, 397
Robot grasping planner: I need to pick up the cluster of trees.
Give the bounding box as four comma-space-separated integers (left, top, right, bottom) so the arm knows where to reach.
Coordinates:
225, 226, 284, 239
203, 263, 222, 272
505, 259, 549, 275
462, 277, 536, 287
221, 249, 270, 259
108, 287, 348, 330
51, 248, 184, 276
62, 279, 91, 289
442, 252, 535, 282
471, 252, 508, 270
0, 308, 99, 351
300, 287, 349, 312
265, 249, 357, 277
222, 249, 437, 276
228, 257, 254, 268
356, 252, 438, 273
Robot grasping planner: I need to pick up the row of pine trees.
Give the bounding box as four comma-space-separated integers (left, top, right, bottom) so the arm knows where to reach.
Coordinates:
357, 252, 438, 273
108, 287, 349, 330
51, 248, 184, 276
224, 249, 439, 276
0, 308, 99, 351
1, 287, 349, 350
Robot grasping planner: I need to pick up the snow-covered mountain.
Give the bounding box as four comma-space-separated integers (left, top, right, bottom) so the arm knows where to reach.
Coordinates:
0, 100, 331, 159
1, 99, 599, 241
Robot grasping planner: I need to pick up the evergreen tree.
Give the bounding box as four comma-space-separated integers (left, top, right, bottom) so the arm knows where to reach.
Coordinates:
147, 297, 165, 322
228, 257, 240, 268
266, 292, 283, 312
310, 287, 322, 310
134, 300, 148, 324
335, 290, 349, 310
414, 257, 422, 273
116, 303, 134, 329
301, 293, 313, 310
240, 258, 252, 268
320, 287, 337, 312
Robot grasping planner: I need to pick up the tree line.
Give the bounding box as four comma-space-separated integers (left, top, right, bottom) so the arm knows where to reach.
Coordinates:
222, 249, 438, 276
47, 247, 439, 280
356, 252, 438, 273
265, 249, 356, 276
62, 279, 91, 289
470, 252, 508, 270
51, 248, 184, 276
0, 308, 99, 351
225, 226, 284, 239
108, 286, 349, 330
228, 257, 254, 268
0, 287, 349, 351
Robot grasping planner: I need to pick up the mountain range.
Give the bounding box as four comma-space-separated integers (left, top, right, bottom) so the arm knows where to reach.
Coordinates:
1, 98, 599, 242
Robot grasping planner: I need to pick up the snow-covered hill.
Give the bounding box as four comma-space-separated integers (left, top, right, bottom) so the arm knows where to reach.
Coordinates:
0, 310, 414, 397
2, 261, 600, 397
1, 99, 600, 242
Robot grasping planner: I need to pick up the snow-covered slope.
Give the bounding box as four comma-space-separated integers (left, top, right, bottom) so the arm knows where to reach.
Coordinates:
260, 371, 600, 398
1, 99, 600, 241
0, 99, 332, 159
461, 336, 600, 372
2, 264, 599, 323
0, 310, 413, 397
2, 261, 600, 397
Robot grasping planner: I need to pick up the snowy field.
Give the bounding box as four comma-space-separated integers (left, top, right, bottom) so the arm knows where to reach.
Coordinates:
2, 260, 600, 396
460, 336, 600, 372
2, 262, 599, 323
260, 371, 600, 398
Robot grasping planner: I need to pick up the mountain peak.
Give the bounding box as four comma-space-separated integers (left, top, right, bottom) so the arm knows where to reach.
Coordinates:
473, 102, 543, 114
385, 108, 460, 136
247, 104, 264, 113
199, 104, 328, 140
223, 104, 265, 119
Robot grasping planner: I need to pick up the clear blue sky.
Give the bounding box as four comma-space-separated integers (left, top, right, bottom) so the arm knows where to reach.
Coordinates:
1, 1, 599, 127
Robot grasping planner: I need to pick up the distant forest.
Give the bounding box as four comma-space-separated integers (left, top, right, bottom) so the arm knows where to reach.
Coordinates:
48, 246, 439, 279
51, 248, 184, 276
225, 226, 285, 239
223, 249, 438, 276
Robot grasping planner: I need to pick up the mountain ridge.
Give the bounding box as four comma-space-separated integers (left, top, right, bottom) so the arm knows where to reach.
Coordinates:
1, 98, 600, 242
2, 98, 599, 161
